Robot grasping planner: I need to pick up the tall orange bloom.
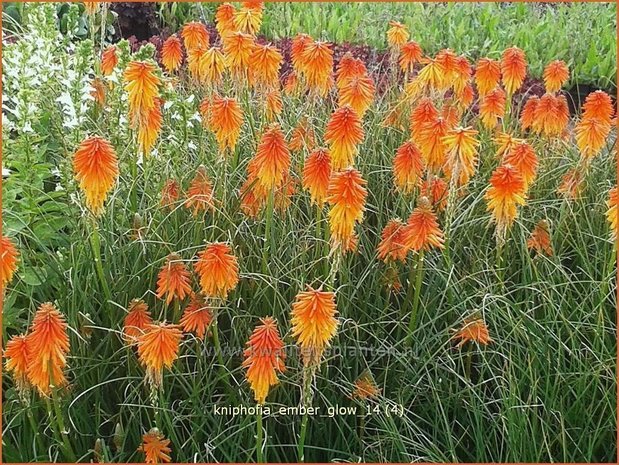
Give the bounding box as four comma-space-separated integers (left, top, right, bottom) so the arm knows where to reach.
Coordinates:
90, 78, 106, 107
290, 286, 338, 366
485, 164, 527, 240
283, 71, 301, 96
161, 35, 184, 73
451, 55, 472, 95
182, 22, 209, 51
417, 116, 449, 173
156, 254, 192, 305
26, 302, 70, 395
532, 93, 569, 137
327, 168, 368, 250
223, 32, 255, 78
399, 41, 423, 73
338, 74, 376, 118
180, 293, 213, 339
386, 21, 409, 48
543, 60, 569, 93
198, 47, 226, 85
494, 132, 524, 160
401, 196, 444, 252
302, 148, 332, 206
503, 141, 538, 191
137, 97, 163, 155
124, 299, 153, 342
520, 96, 539, 131
0, 235, 19, 288
138, 429, 172, 464
5, 334, 30, 393
420, 177, 449, 212
264, 88, 283, 121
124, 61, 161, 131
393, 140, 424, 194
452, 317, 492, 348
377, 218, 407, 262
324, 105, 365, 170
300, 41, 334, 96
443, 126, 480, 187
289, 116, 316, 152
582, 90, 614, 125
435, 49, 459, 87
456, 83, 475, 110
160, 179, 180, 210
101, 45, 118, 76
479, 87, 506, 128
291, 33, 313, 75
185, 166, 215, 215
352, 371, 380, 400
474, 58, 501, 97
73, 136, 119, 216
249, 44, 282, 88
416, 58, 447, 91
240, 177, 266, 218
187, 45, 207, 81
215, 3, 237, 37
137, 322, 182, 387
207, 95, 244, 154
242, 316, 286, 404
575, 117, 611, 159
500, 46, 526, 95
247, 124, 291, 190
194, 242, 239, 299
410, 98, 439, 139
527, 219, 553, 256
233, 6, 263, 35
335, 52, 368, 91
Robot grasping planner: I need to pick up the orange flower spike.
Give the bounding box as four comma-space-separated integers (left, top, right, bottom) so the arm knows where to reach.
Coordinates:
352, 372, 380, 400
335, 52, 368, 90
25, 302, 70, 395
452, 317, 492, 348
520, 96, 539, 131
399, 41, 423, 73
327, 168, 368, 248
5, 334, 30, 392
582, 90, 615, 125
290, 286, 338, 366
160, 179, 180, 210
533, 93, 569, 137
302, 148, 333, 206
484, 164, 527, 240
456, 83, 475, 110
451, 55, 472, 95
283, 71, 301, 96
443, 126, 480, 187
138, 97, 163, 155
137, 322, 182, 387
543, 60, 569, 93
181, 22, 209, 51
233, 6, 263, 36
503, 141, 538, 191
240, 178, 266, 218
156, 254, 192, 305
185, 166, 215, 215
73, 136, 119, 216
500, 46, 527, 95
138, 429, 172, 464
264, 89, 283, 122
249, 44, 283, 89
377, 218, 408, 263
291, 33, 313, 75
416, 58, 447, 91
557, 168, 584, 200
338, 74, 376, 118
575, 116, 611, 159
474, 58, 501, 97
393, 140, 424, 194
199, 47, 226, 85
0, 235, 19, 288
386, 21, 409, 48
249, 124, 291, 190
300, 41, 334, 96
441, 101, 460, 130
187, 45, 207, 81
242, 316, 286, 404
101, 45, 118, 76
195, 242, 239, 299
494, 132, 524, 160
420, 177, 449, 212
84, 2, 100, 16
161, 35, 184, 73
180, 294, 213, 339
215, 3, 237, 37
606, 187, 619, 241
123, 299, 153, 342
401, 196, 445, 252
409, 97, 439, 139
435, 49, 460, 88
90, 78, 106, 107
324, 105, 365, 170
223, 32, 255, 78
124, 61, 161, 122
417, 116, 449, 173
289, 117, 316, 152
527, 219, 553, 256
479, 87, 506, 129
207, 95, 244, 154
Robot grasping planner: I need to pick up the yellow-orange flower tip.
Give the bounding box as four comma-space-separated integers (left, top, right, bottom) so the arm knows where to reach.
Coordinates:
0, 235, 19, 288
289, 117, 316, 152
90, 78, 106, 107
123, 299, 153, 342
520, 96, 539, 131
242, 316, 286, 404
409, 98, 439, 139
123, 61, 161, 123
264, 88, 283, 121
324, 105, 365, 170
223, 32, 255, 77
417, 116, 449, 173
335, 52, 368, 91
26, 302, 70, 396
247, 124, 291, 190
474, 58, 501, 97
452, 317, 492, 348
527, 219, 553, 257
249, 44, 282, 88
443, 126, 480, 187
503, 142, 538, 191
137, 97, 163, 155
156, 254, 192, 305
420, 177, 449, 212
352, 371, 380, 400
338, 74, 376, 118
493, 132, 525, 160
73, 136, 119, 216
606, 187, 619, 242
180, 293, 213, 340
161, 35, 184, 73
181, 22, 209, 51
207, 95, 244, 154
5, 334, 30, 393
233, 6, 263, 35
300, 40, 334, 96
138, 428, 172, 464
500, 46, 526, 95
327, 168, 368, 249
393, 140, 424, 194
484, 164, 527, 240
101, 45, 118, 76
215, 3, 237, 37
386, 21, 409, 48
532, 93, 569, 137
377, 218, 407, 263
543, 60, 569, 93
401, 196, 445, 252
291, 33, 313, 75
479, 87, 506, 129
195, 242, 239, 299
302, 148, 332, 207
185, 166, 215, 215
83, 2, 99, 16
290, 286, 338, 367
399, 41, 423, 73
137, 322, 182, 388
160, 179, 181, 210
456, 83, 475, 109
582, 90, 614, 125
416, 57, 448, 91
575, 116, 611, 159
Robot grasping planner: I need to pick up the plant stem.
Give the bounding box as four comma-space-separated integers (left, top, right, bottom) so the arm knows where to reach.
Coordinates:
50, 389, 77, 462
90, 219, 112, 309
262, 188, 275, 275
256, 407, 264, 463
297, 365, 314, 462
406, 251, 425, 345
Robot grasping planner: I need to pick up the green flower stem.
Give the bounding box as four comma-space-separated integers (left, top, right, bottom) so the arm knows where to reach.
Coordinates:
406, 251, 425, 345
256, 407, 264, 463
